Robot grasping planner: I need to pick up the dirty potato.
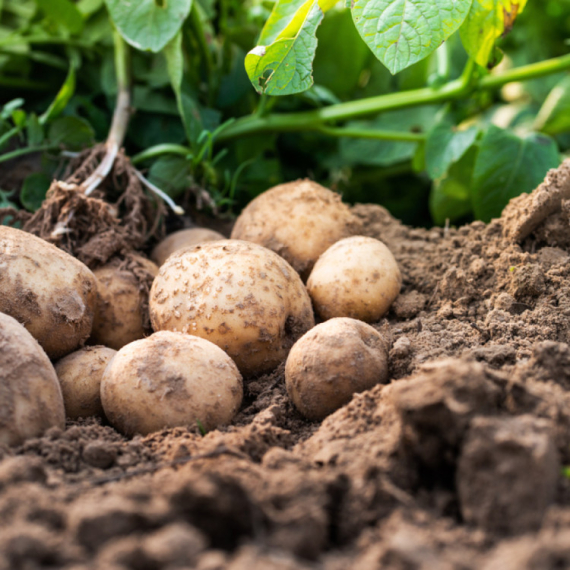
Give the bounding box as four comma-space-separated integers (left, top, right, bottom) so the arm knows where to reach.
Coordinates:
90, 255, 159, 350
149, 240, 315, 376
285, 318, 389, 420
54, 346, 116, 419
0, 226, 97, 359
230, 180, 361, 280
151, 228, 224, 267
0, 312, 65, 446
307, 236, 402, 322
100, 331, 243, 436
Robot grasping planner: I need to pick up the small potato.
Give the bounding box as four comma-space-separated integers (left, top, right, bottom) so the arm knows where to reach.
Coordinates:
0, 312, 65, 446
307, 236, 402, 322
151, 228, 224, 267
231, 180, 361, 280
285, 318, 389, 420
100, 331, 243, 436
55, 346, 116, 419
0, 226, 97, 359
91, 255, 159, 350
150, 240, 315, 376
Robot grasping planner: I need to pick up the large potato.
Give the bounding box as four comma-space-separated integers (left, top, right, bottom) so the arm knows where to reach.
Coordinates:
55, 346, 116, 419
307, 236, 402, 322
0, 312, 65, 446
230, 180, 361, 280
150, 240, 315, 376
0, 226, 97, 359
90, 255, 159, 350
285, 318, 389, 420
151, 228, 224, 267
100, 331, 243, 435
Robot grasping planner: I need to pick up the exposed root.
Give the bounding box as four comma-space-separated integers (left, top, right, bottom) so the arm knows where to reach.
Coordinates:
11, 152, 166, 268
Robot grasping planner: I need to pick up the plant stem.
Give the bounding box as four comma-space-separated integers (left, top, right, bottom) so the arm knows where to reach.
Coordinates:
131, 144, 192, 165
0, 144, 57, 164
318, 126, 425, 142
80, 30, 131, 196
217, 53, 570, 142
189, 1, 215, 102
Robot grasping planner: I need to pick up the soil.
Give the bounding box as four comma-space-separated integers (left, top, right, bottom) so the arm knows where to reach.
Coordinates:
4, 160, 570, 569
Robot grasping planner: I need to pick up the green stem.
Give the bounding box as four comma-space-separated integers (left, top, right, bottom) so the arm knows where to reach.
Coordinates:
481, 53, 570, 89
218, 53, 570, 143
189, 2, 215, 100
0, 145, 57, 164
318, 126, 425, 142
0, 76, 49, 89
131, 144, 192, 165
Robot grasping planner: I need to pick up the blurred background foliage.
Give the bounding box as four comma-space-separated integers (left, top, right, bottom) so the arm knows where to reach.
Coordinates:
1, 0, 570, 227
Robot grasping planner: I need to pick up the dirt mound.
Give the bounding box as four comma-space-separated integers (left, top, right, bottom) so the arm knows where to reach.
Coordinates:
4, 162, 570, 568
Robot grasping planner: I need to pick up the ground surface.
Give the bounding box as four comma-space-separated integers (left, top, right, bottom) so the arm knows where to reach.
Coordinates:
3, 163, 570, 569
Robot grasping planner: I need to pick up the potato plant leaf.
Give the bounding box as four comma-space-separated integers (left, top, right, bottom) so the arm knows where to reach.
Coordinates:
245, 1, 324, 96
471, 125, 559, 222
460, 0, 527, 68
351, 0, 473, 75
39, 64, 76, 126
105, 0, 193, 53
425, 120, 478, 179
34, 0, 84, 34
258, 0, 307, 45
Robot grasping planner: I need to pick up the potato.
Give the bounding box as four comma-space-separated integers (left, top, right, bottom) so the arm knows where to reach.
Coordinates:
285, 318, 389, 420
0, 312, 65, 446
0, 226, 97, 359
151, 228, 224, 267
100, 331, 242, 435
150, 240, 315, 376
54, 346, 116, 419
307, 236, 402, 322
91, 255, 159, 350
230, 180, 361, 280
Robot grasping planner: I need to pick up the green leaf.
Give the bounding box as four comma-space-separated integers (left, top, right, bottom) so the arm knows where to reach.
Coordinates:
471, 125, 560, 222
430, 146, 476, 225
34, 0, 84, 34
39, 64, 76, 126
21, 172, 51, 212
27, 113, 43, 146
351, 0, 473, 75
534, 75, 570, 136
48, 116, 95, 149
460, 0, 527, 68
148, 155, 190, 197
339, 106, 441, 167
245, 1, 324, 95
425, 121, 478, 179
105, 0, 193, 53
258, 0, 306, 45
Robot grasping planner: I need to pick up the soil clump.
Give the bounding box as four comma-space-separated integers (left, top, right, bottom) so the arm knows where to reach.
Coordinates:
4, 161, 570, 568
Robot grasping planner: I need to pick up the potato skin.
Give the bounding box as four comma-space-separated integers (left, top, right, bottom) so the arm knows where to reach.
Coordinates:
91, 256, 159, 350
285, 318, 389, 420
100, 331, 243, 436
0, 226, 97, 359
230, 180, 361, 280
0, 312, 65, 446
307, 236, 402, 322
151, 228, 224, 267
150, 240, 315, 377
55, 346, 116, 419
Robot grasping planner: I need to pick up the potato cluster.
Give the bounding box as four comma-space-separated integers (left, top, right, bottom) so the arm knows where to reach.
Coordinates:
2, 178, 403, 443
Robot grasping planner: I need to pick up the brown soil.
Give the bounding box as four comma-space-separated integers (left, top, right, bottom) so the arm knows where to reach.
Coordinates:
4, 161, 570, 569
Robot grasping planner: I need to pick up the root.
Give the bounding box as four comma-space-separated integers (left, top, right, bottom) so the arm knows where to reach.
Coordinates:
15, 152, 165, 268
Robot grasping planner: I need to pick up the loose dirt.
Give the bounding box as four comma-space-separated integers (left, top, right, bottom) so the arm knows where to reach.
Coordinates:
3, 161, 570, 569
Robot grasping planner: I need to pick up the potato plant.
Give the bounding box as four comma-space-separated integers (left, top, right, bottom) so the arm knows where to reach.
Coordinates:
0, 0, 569, 226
